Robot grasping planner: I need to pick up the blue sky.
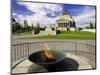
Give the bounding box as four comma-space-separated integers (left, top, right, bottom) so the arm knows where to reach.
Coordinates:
12, 0, 96, 27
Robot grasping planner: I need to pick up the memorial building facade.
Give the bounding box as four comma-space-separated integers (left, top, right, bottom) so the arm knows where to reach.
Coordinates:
51, 11, 76, 31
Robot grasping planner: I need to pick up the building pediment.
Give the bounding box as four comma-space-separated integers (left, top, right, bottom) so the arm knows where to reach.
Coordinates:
56, 19, 71, 23
56, 14, 73, 22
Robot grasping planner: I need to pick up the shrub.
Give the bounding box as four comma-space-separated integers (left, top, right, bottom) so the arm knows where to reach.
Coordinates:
51, 27, 55, 31
56, 30, 61, 34
67, 28, 70, 32
34, 27, 40, 34
40, 27, 45, 31
78, 28, 83, 31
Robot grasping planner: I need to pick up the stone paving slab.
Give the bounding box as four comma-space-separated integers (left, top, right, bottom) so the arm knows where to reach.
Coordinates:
12, 53, 92, 74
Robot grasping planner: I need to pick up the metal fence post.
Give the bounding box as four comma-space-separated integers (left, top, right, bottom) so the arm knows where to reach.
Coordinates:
28, 43, 29, 56
75, 42, 77, 55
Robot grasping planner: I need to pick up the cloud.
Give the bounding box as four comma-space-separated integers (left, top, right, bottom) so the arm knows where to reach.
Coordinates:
12, 1, 96, 28
73, 6, 95, 27
12, 13, 17, 16
13, 1, 63, 27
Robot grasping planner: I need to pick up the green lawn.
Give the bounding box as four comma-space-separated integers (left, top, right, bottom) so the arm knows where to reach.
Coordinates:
20, 31, 96, 40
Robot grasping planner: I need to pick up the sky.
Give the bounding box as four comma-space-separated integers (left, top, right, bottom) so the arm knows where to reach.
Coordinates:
12, 0, 96, 28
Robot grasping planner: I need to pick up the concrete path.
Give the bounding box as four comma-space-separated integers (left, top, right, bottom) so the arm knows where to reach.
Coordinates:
82, 29, 96, 33
12, 53, 92, 74
12, 38, 95, 46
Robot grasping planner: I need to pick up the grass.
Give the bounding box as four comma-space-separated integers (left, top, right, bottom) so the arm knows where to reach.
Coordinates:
20, 31, 96, 40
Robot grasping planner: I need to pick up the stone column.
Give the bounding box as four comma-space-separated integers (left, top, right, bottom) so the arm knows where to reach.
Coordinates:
61, 23, 62, 29
58, 23, 59, 30
58, 23, 60, 30
69, 22, 71, 28
69, 22, 70, 27
66, 23, 67, 28
63, 23, 64, 29
65, 23, 66, 27
59, 23, 61, 30
64, 23, 65, 27
68, 22, 69, 28
68, 22, 69, 27
59, 23, 60, 27
64, 23, 66, 30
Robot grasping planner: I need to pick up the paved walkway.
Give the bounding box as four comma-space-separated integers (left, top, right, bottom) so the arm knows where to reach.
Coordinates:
12, 39, 95, 46
12, 53, 92, 74
82, 29, 96, 33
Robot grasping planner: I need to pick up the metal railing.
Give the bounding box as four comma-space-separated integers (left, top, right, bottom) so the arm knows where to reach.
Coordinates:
11, 41, 96, 68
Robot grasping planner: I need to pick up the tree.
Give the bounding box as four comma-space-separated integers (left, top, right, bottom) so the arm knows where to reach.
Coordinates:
85, 26, 90, 29
37, 22, 40, 28
90, 22, 94, 29
12, 17, 21, 34
24, 20, 29, 31
24, 20, 28, 28
36, 22, 40, 31
31, 24, 34, 30
33, 22, 41, 34
12, 18, 16, 23
70, 20, 76, 28
12, 22, 21, 34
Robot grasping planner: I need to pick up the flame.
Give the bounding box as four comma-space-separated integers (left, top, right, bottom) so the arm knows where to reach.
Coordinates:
42, 43, 53, 60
